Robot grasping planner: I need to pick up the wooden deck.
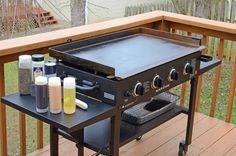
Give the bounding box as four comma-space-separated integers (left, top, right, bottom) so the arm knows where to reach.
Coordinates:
28, 112, 236, 156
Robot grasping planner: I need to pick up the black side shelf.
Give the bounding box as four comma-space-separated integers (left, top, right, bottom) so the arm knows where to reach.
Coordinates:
199, 56, 221, 75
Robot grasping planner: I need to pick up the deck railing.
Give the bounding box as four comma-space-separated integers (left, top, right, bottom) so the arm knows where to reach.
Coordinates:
0, 11, 236, 156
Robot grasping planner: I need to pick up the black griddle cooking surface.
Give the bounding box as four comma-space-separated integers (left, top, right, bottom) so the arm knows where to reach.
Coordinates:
49, 28, 204, 79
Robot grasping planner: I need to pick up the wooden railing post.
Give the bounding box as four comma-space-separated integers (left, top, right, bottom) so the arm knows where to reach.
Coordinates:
195, 35, 208, 111
171, 28, 176, 33
180, 82, 187, 107
0, 63, 7, 156
226, 58, 236, 122
19, 112, 26, 156
210, 39, 224, 117
160, 20, 171, 32
37, 121, 43, 149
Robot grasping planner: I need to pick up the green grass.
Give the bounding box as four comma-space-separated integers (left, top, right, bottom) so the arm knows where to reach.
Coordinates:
3, 60, 236, 155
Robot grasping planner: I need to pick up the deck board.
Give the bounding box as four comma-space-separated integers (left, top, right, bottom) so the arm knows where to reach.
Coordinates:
29, 113, 236, 156
189, 120, 234, 155
120, 113, 205, 156
224, 146, 236, 156
147, 113, 219, 156
200, 127, 236, 156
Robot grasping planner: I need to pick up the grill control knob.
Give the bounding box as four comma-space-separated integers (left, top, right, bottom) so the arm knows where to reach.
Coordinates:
133, 82, 144, 97
168, 69, 179, 81
152, 75, 163, 88
183, 63, 193, 75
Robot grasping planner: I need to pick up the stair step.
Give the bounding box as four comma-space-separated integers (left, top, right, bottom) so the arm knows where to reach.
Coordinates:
38, 15, 54, 22
40, 19, 58, 25
33, 11, 50, 17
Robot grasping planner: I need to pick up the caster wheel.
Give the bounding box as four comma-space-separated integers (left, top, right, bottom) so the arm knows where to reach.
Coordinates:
178, 146, 186, 156
136, 136, 142, 141
178, 141, 186, 156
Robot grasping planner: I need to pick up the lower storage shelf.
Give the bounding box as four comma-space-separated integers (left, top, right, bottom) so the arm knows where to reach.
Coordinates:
67, 105, 187, 155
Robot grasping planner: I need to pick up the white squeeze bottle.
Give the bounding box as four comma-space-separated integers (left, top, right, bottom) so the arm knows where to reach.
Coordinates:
63, 77, 76, 114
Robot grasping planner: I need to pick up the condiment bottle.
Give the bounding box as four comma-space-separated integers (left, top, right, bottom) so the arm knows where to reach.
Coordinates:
35, 76, 48, 113
48, 77, 62, 114
18, 55, 32, 95
32, 54, 45, 82
45, 62, 57, 78
63, 77, 76, 114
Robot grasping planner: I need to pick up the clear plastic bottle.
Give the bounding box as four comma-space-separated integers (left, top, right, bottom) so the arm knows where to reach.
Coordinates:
49, 77, 62, 114
63, 77, 76, 114
35, 76, 48, 113
32, 54, 45, 82
18, 55, 32, 95
45, 62, 57, 78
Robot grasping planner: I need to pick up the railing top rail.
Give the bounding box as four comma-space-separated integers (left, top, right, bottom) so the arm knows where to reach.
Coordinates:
1, 11, 236, 58
162, 11, 236, 35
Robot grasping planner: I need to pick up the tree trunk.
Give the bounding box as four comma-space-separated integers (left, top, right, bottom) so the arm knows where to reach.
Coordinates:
195, 0, 210, 18
0, 0, 8, 38
70, 0, 86, 27
171, 0, 186, 14
0, 0, 7, 18
0, 0, 2, 36
0, 0, 2, 19
18, 0, 24, 5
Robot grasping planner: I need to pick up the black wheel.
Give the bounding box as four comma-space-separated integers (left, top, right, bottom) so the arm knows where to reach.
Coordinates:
178, 141, 186, 156
136, 136, 142, 141
178, 146, 186, 156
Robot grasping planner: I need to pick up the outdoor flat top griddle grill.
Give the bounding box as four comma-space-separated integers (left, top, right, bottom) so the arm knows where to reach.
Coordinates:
1, 27, 221, 156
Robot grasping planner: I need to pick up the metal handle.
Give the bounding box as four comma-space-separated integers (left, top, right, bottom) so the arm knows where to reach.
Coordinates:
200, 55, 213, 62
76, 83, 99, 91
199, 58, 221, 75
59, 73, 99, 91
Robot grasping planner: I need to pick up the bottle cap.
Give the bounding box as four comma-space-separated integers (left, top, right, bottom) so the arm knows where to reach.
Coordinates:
35, 76, 48, 85
19, 55, 32, 68
45, 62, 56, 75
32, 54, 44, 62
63, 77, 76, 89
49, 77, 61, 86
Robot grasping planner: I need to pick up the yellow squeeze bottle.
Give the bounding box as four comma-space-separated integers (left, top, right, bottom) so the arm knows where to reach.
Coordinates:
63, 77, 76, 114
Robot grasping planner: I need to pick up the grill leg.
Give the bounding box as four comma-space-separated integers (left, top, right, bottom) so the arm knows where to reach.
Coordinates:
50, 126, 59, 156
110, 114, 121, 156
179, 77, 198, 155
76, 129, 84, 156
